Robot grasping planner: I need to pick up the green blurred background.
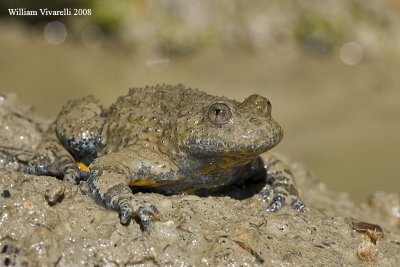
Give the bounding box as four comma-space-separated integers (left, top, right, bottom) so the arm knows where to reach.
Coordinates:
0, 0, 399, 202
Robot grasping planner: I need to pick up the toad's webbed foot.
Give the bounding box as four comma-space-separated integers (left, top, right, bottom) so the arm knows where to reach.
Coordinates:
88, 180, 159, 230
26, 154, 58, 176
257, 185, 305, 212
26, 140, 80, 184
255, 153, 306, 213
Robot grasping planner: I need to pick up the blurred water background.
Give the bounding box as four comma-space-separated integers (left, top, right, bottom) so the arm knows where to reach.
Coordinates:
0, 0, 399, 202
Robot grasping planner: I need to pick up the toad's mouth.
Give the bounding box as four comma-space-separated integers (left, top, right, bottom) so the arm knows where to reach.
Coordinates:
184, 130, 283, 157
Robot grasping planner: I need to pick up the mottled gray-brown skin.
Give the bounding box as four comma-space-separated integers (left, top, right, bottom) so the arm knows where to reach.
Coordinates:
27, 84, 305, 229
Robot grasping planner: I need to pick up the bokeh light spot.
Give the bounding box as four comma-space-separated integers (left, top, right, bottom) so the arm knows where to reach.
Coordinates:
146, 58, 170, 72
44, 21, 67, 45
340, 42, 363, 65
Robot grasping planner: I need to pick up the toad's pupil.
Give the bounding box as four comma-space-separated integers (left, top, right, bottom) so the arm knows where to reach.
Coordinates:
215, 108, 222, 116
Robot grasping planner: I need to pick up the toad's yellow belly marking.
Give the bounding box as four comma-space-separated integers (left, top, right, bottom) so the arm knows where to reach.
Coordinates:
76, 162, 90, 172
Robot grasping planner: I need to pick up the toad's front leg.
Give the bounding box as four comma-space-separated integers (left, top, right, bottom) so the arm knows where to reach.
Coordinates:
87, 148, 177, 230
254, 153, 306, 212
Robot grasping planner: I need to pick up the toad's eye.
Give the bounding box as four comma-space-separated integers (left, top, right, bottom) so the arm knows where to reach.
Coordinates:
208, 103, 232, 125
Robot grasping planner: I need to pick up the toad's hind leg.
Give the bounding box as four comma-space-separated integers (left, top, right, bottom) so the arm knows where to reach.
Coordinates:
26, 124, 80, 184
27, 96, 104, 184
55, 95, 104, 166
255, 153, 306, 212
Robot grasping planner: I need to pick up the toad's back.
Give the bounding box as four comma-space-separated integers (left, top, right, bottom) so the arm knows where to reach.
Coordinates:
100, 84, 213, 154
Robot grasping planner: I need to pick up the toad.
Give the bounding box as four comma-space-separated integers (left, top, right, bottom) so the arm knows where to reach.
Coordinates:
27, 84, 305, 229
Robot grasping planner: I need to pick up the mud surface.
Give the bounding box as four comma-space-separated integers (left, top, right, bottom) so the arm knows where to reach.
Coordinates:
1, 94, 400, 266
0, 93, 45, 170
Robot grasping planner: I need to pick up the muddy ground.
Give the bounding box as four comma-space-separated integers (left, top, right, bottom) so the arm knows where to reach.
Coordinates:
1, 93, 399, 266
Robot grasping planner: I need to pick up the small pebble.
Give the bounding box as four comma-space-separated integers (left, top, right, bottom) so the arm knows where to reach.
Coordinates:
23, 200, 33, 209
1, 190, 11, 198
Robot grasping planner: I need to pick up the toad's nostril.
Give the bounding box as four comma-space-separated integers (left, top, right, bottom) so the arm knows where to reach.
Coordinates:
241, 94, 271, 116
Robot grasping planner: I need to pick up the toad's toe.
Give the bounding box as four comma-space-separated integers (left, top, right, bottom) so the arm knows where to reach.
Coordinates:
118, 197, 158, 230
